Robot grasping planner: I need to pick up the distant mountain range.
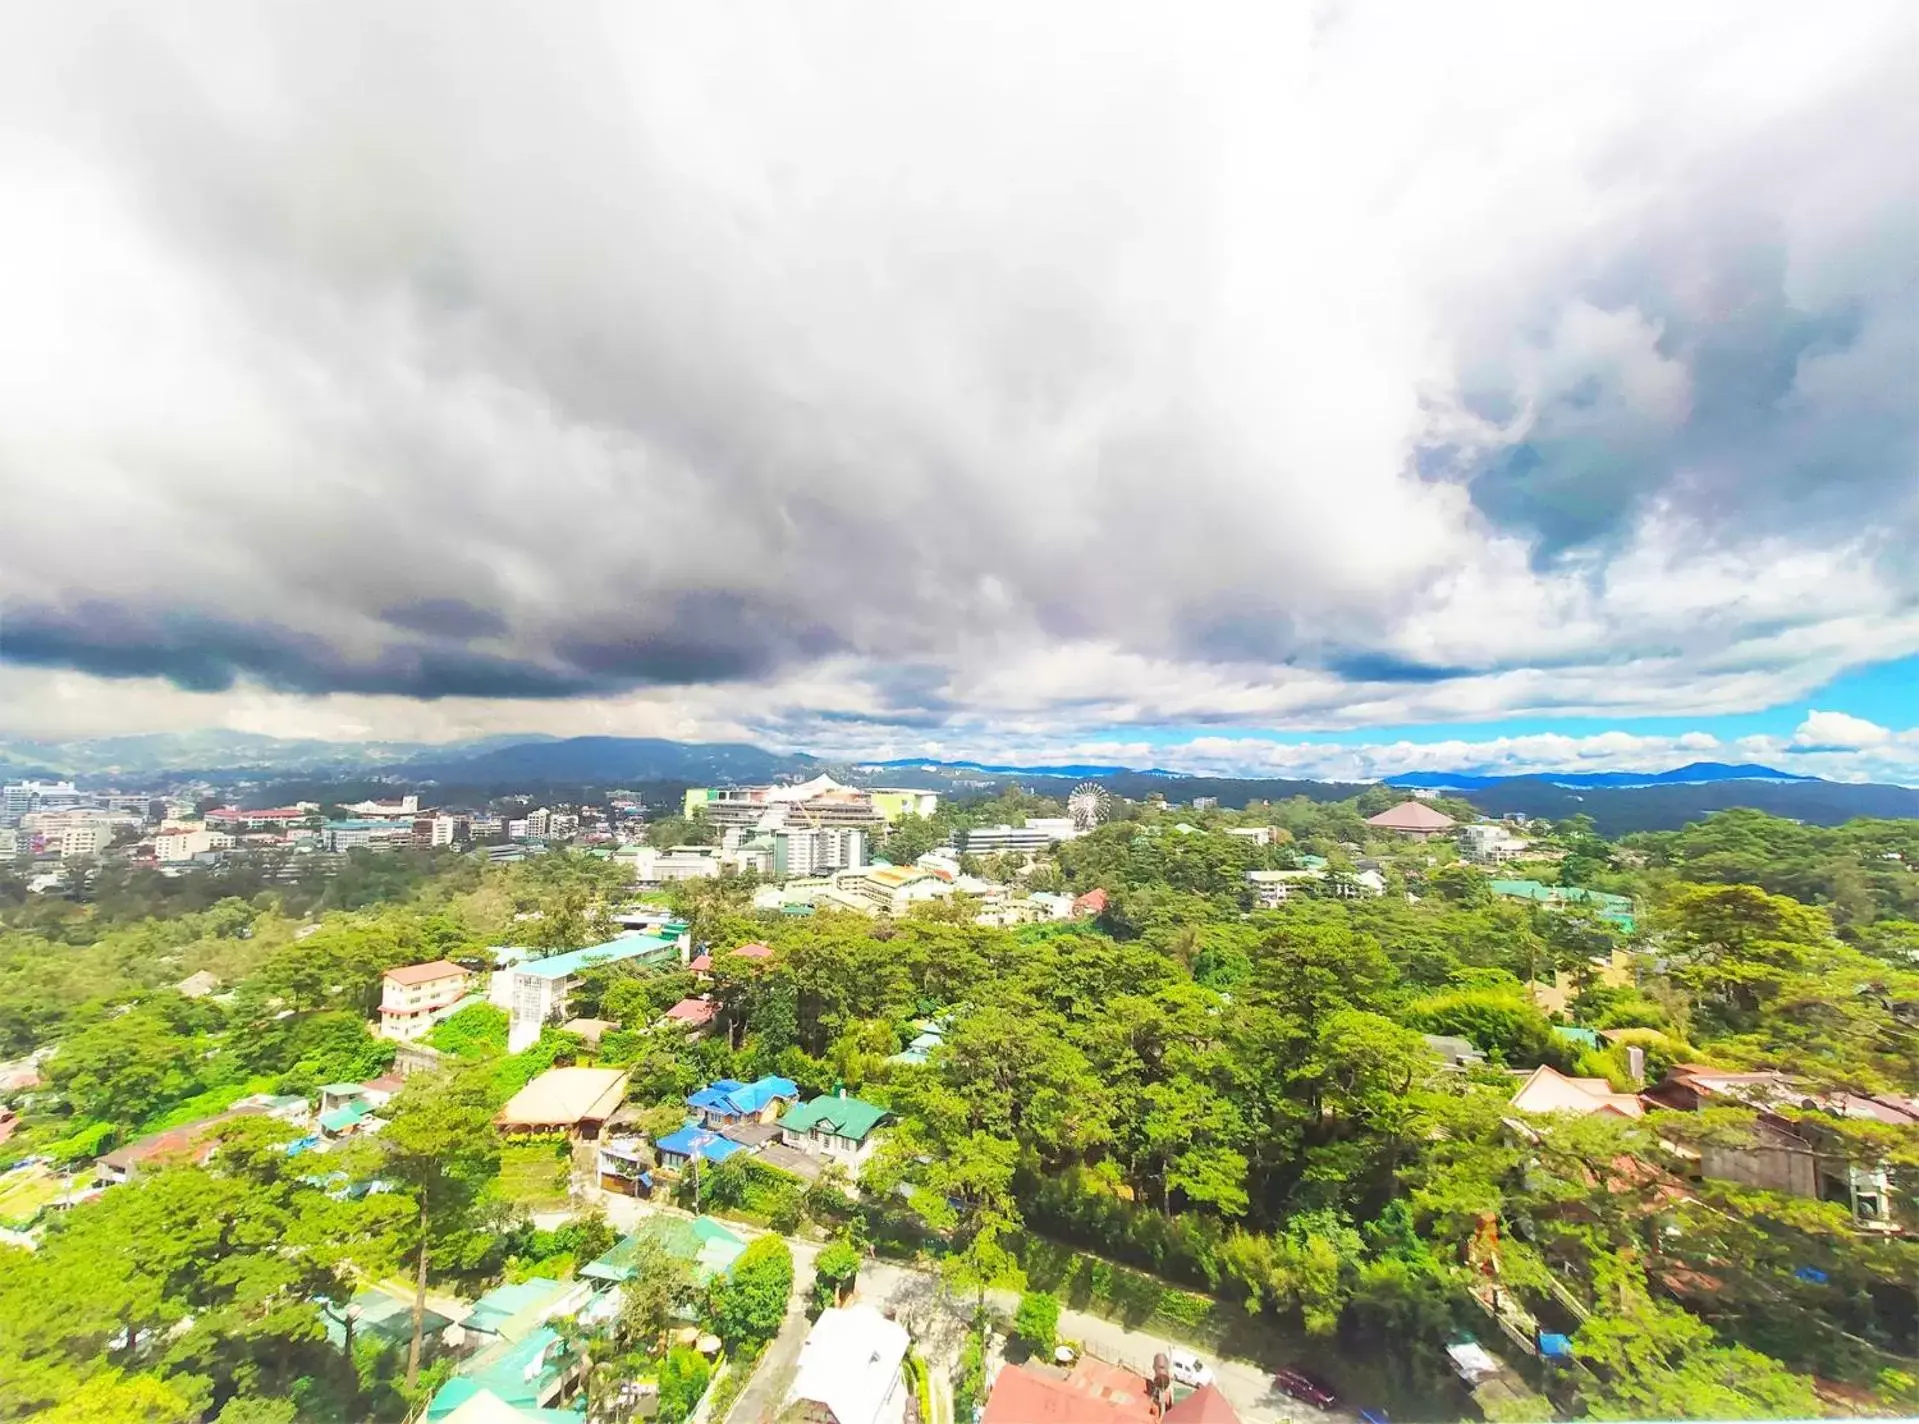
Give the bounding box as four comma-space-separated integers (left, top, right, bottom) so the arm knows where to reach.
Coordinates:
3, 735, 1915, 833
0, 730, 553, 779
857, 757, 1187, 780
1384, 761, 1816, 791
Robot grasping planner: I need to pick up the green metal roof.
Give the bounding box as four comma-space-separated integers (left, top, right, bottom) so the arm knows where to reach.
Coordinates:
429, 1327, 580, 1418
460, 1277, 572, 1340
318, 1100, 372, 1133
507, 935, 676, 981
580, 1215, 746, 1286
781, 1094, 890, 1143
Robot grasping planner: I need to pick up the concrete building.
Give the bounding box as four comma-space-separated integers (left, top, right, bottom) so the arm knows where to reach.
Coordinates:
1225, 826, 1274, 847
156, 828, 236, 863
868, 788, 940, 822
628, 845, 721, 884
429, 815, 469, 847
958, 819, 1077, 856
842, 864, 949, 915
1460, 822, 1530, 863
322, 821, 404, 852
491, 934, 678, 1052
377, 960, 473, 1042
57, 825, 104, 859
773, 825, 867, 878
2, 781, 82, 822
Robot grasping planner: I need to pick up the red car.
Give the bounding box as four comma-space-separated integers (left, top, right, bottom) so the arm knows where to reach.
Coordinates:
1273, 1368, 1339, 1411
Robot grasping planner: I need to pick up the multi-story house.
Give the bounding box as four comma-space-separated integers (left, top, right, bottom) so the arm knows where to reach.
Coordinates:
376, 960, 472, 1042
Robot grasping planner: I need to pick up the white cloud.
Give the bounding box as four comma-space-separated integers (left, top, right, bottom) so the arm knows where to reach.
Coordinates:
1793, 709, 1892, 749
0, 2, 1912, 748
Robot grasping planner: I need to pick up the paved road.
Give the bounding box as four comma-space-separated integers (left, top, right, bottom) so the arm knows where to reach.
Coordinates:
723, 1289, 812, 1424
552, 1195, 1322, 1424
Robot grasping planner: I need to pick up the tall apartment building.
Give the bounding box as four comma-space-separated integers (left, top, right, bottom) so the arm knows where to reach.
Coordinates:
3, 780, 83, 823
58, 825, 105, 858
773, 826, 868, 878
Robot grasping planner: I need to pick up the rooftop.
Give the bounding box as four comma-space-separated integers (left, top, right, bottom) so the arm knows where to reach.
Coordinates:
688, 1075, 798, 1118
782, 1093, 890, 1143
664, 997, 717, 1025
498, 1068, 629, 1129
786, 1305, 911, 1424
1510, 1064, 1644, 1119
507, 934, 676, 981
982, 1360, 1156, 1424
580, 1215, 747, 1286
384, 959, 469, 986
1366, 801, 1458, 831
654, 1123, 746, 1165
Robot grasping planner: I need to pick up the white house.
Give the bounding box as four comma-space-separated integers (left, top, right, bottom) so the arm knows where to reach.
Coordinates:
779, 1092, 891, 1170
784, 1305, 910, 1424
377, 961, 472, 1043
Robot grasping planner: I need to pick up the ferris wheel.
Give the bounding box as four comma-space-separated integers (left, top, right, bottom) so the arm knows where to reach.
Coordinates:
1068, 782, 1111, 833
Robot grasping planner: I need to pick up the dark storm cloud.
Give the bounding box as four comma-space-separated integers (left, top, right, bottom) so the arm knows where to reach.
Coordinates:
0, 2, 1913, 730
380, 599, 509, 639
1321, 651, 1482, 684
1430, 62, 1919, 567
1, 600, 820, 699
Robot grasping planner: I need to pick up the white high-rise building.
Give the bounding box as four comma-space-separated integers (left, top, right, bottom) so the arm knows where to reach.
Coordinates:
773, 826, 867, 878
4, 780, 82, 823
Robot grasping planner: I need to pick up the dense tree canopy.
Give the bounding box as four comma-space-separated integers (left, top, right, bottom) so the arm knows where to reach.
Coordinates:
2, 802, 1917, 1419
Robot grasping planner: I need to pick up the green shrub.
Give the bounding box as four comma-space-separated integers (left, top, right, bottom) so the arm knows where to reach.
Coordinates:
1013, 1291, 1061, 1356
657, 1346, 712, 1424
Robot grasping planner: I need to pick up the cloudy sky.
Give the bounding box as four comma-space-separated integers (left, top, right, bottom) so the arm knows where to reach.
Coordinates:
1, 2, 1915, 782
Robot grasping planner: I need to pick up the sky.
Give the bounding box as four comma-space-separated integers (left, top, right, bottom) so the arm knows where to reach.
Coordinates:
1, 2, 1916, 783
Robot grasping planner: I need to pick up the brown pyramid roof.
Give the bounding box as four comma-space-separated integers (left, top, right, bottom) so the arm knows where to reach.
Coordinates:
1365, 801, 1457, 831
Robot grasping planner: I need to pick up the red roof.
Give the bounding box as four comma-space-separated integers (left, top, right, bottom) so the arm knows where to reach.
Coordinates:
99, 1106, 264, 1172
982, 1365, 1154, 1424
383, 959, 468, 987
693, 944, 773, 974
1072, 888, 1109, 916
666, 997, 717, 1025
1164, 1385, 1241, 1424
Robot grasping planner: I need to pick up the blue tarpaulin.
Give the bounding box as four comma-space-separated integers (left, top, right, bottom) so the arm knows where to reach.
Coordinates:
1538, 1333, 1574, 1360
1794, 1265, 1830, 1284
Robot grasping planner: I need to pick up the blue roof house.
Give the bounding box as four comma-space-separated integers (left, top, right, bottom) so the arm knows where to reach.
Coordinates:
653, 1123, 745, 1175
685, 1075, 798, 1127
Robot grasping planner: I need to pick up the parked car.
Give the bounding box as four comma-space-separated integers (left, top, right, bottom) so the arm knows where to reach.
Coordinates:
1168, 1348, 1214, 1389
1273, 1367, 1339, 1411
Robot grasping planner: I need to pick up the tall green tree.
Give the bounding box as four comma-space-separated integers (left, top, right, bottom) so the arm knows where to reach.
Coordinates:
377, 1068, 502, 1388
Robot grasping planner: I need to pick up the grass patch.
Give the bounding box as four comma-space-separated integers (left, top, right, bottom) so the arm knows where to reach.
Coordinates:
138, 1076, 279, 1136
0, 1164, 66, 1228
498, 1138, 573, 1208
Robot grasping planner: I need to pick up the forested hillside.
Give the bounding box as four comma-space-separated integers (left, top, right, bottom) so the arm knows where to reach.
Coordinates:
0, 801, 1915, 1422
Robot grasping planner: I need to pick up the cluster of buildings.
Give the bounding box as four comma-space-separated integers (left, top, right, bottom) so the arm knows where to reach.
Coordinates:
0, 780, 172, 864
1508, 1058, 1917, 1231
597, 1073, 893, 1197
